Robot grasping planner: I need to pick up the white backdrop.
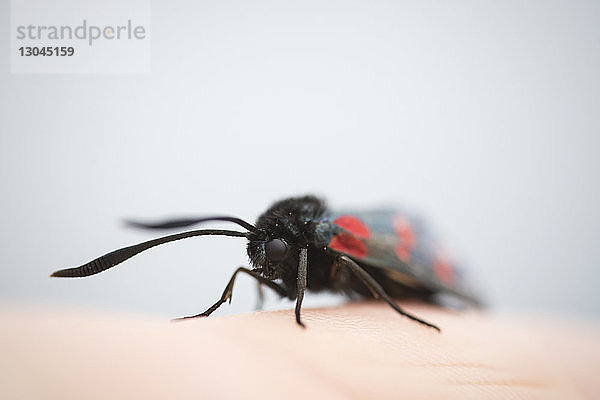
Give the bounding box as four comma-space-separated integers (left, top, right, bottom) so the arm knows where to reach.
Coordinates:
1, 0, 599, 319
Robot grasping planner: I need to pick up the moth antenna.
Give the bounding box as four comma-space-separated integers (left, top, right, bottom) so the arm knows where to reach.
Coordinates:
50, 229, 248, 278
125, 216, 258, 233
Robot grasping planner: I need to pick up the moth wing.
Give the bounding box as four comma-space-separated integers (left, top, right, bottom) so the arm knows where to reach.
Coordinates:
325, 209, 481, 305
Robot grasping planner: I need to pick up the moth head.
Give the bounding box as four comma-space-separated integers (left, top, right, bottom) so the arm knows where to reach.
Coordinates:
247, 231, 298, 279
264, 238, 291, 263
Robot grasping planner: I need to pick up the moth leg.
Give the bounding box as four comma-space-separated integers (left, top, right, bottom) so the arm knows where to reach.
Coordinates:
294, 247, 308, 328
255, 281, 265, 310
332, 257, 380, 299
336, 256, 440, 332
174, 267, 287, 321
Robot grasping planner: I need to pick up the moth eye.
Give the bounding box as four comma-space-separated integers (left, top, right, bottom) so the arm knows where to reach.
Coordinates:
264, 238, 289, 262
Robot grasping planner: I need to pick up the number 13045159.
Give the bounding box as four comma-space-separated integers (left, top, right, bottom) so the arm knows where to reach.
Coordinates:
19, 46, 74, 56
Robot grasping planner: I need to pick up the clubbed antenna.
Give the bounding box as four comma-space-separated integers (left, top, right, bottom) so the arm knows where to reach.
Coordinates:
51, 229, 247, 278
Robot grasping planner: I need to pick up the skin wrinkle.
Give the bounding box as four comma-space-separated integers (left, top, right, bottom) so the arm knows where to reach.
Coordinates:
410, 362, 501, 370
450, 379, 547, 388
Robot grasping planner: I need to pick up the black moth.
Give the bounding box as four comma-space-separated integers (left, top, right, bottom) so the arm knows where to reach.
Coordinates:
52, 196, 481, 331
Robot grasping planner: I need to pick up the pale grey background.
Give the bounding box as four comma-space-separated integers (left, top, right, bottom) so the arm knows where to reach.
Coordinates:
1, 0, 599, 319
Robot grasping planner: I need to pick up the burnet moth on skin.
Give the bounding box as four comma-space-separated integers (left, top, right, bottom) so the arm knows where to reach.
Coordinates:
51, 195, 482, 331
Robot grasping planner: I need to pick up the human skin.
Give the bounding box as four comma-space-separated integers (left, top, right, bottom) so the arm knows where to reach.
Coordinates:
1, 303, 598, 399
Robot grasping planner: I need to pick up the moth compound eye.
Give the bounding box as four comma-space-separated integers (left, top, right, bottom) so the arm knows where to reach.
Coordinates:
264, 238, 289, 261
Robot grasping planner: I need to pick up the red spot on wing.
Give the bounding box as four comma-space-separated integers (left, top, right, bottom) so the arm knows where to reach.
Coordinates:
395, 246, 410, 263
433, 257, 455, 285
328, 233, 368, 258
333, 216, 371, 239
393, 216, 417, 262
394, 216, 416, 247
